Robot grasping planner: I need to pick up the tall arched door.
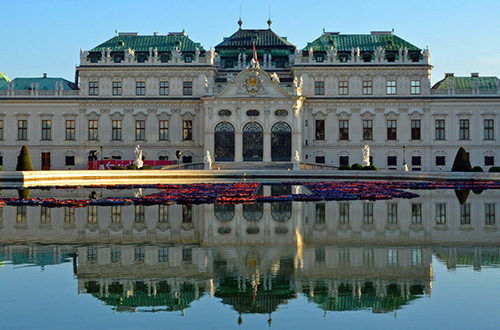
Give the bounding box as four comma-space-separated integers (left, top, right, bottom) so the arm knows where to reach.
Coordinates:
214, 122, 235, 161
271, 122, 291, 161
243, 122, 263, 161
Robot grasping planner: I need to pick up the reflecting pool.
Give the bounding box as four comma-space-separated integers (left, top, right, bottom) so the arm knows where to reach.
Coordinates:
0, 185, 499, 329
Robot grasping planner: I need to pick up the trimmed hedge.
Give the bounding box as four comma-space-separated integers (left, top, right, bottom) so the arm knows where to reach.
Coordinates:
339, 165, 352, 170
489, 166, 500, 172
351, 163, 364, 170
362, 165, 378, 171
472, 166, 483, 172
127, 164, 138, 170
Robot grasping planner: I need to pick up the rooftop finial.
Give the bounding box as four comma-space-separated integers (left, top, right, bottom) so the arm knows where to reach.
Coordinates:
267, 5, 272, 29
238, 7, 243, 29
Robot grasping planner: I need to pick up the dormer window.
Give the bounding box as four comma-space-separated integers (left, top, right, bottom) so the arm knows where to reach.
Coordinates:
160, 54, 169, 63
117, 41, 124, 47
114, 54, 123, 63
362, 54, 372, 62
137, 54, 147, 63
316, 56, 324, 62
339, 54, 348, 62
184, 54, 193, 63
90, 55, 100, 63
387, 40, 393, 46
386, 54, 396, 62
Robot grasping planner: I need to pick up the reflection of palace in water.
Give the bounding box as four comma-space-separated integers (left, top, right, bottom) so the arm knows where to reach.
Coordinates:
0, 188, 499, 315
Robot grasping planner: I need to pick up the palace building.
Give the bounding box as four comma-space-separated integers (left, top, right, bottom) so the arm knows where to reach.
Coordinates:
0, 21, 499, 170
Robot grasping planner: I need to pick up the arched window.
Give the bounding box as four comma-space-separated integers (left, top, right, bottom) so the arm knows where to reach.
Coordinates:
214, 122, 235, 161
243, 122, 263, 161
137, 54, 147, 63
271, 185, 292, 222
271, 122, 291, 161
243, 203, 263, 222
362, 54, 372, 62
214, 203, 235, 222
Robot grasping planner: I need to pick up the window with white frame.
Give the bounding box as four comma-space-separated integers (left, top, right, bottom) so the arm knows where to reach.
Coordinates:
18, 120, 28, 140
112, 120, 122, 140
387, 119, 397, 140
183, 81, 193, 95
66, 120, 75, 140
112, 81, 122, 96
159, 120, 169, 140
136, 81, 146, 95
135, 120, 145, 141
88, 120, 98, 140
362, 81, 372, 95
435, 119, 445, 140
363, 120, 372, 140
485, 203, 495, 225
411, 119, 421, 140
315, 81, 324, 95
410, 80, 421, 95
484, 119, 494, 140
386, 80, 396, 95
459, 119, 470, 140
339, 120, 349, 140
159, 81, 169, 95
338, 81, 348, 95
41, 120, 51, 140
89, 81, 99, 95
436, 203, 446, 224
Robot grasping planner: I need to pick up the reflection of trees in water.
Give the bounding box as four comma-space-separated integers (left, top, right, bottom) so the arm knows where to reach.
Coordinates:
88, 280, 200, 312
243, 203, 263, 221
304, 280, 425, 313
214, 203, 235, 222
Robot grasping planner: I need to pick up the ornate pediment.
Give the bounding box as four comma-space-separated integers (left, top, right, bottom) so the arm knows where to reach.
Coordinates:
209, 67, 295, 100
238, 70, 268, 96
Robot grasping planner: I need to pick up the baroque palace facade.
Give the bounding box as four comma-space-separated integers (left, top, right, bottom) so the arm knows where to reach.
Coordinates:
0, 22, 499, 170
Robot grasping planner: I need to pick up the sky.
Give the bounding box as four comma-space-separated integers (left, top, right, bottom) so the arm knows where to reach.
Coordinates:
2, 0, 500, 85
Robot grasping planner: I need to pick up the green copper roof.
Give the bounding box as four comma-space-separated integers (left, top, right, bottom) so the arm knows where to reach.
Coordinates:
89, 33, 203, 53
0, 72, 10, 90
8, 77, 77, 90
215, 29, 296, 49
304, 33, 421, 52
432, 76, 499, 90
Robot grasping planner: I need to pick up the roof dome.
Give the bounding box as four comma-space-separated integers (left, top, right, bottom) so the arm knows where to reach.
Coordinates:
0, 72, 10, 90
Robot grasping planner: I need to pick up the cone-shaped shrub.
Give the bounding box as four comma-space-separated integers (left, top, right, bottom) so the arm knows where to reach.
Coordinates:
16, 145, 33, 171
451, 147, 472, 172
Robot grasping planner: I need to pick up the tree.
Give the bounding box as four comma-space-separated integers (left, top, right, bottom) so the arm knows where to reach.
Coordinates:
451, 147, 472, 172
16, 145, 34, 171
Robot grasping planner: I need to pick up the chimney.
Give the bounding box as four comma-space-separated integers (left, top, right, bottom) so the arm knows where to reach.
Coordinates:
43, 73, 47, 78
445, 73, 454, 78
471, 73, 479, 77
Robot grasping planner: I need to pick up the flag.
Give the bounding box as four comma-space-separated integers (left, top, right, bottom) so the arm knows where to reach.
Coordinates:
253, 42, 259, 64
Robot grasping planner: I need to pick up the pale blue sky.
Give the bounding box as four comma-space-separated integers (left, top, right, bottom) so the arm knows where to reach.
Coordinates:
2, 0, 499, 84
